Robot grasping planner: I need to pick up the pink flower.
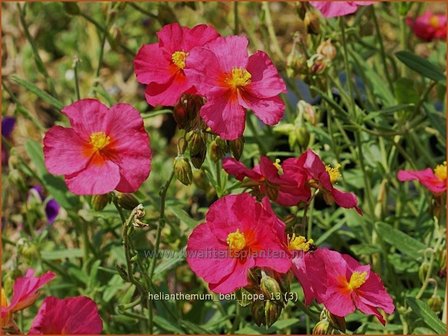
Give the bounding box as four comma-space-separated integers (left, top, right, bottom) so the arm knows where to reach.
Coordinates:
43, 99, 151, 195
406, 12, 447, 41
310, 1, 374, 18
134, 23, 219, 106
186, 193, 291, 294
185, 35, 286, 140
283, 149, 361, 214
294, 248, 395, 325
398, 162, 447, 195
223, 156, 310, 206
29, 296, 103, 334
1, 269, 55, 327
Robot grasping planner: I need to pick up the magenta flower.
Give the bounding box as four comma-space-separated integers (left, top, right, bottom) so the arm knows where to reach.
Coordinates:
283, 149, 361, 214
310, 1, 374, 18
1, 269, 55, 327
186, 193, 291, 294
185, 35, 286, 140
29, 296, 103, 334
134, 23, 219, 106
398, 162, 447, 195
296, 248, 394, 325
43, 99, 151, 195
223, 156, 310, 206
406, 12, 447, 41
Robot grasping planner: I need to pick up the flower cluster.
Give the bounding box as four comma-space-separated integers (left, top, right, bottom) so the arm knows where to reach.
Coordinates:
135, 23, 286, 140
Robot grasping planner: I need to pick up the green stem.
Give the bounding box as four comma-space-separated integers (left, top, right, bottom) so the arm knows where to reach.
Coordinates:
261, 2, 284, 61
371, 6, 394, 93
234, 1, 239, 34
247, 116, 267, 155
73, 56, 81, 100
339, 18, 375, 218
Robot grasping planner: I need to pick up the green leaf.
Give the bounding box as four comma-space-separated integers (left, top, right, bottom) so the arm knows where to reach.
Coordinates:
153, 316, 185, 334
24, 139, 47, 178
11, 75, 64, 110
41, 248, 83, 260
168, 205, 200, 228
375, 222, 426, 260
394, 78, 419, 104
407, 297, 446, 334
395, 51, 445, 83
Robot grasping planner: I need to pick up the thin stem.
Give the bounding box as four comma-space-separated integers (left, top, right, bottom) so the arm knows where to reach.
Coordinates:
372, 6, 394, 93
234, 1, 239, 34
261, 2, 284, 61
73, 56, 81, 100
247, 116, 268, 155
92, 6, 112, 92
339, 18, 375, 218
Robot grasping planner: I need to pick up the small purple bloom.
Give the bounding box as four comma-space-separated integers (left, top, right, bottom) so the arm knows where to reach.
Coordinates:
45, 199, 60, 224
2, 116, 16, 138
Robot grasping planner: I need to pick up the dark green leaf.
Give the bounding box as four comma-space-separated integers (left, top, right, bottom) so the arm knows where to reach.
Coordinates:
407, 297, 446, 334
395, 51, 445, 83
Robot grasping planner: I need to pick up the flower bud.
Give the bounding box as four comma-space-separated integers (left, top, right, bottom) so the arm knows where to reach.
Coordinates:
313, 319, 330, 335
260, 271, 282, 301
174, 156, 193, 185
189, 131, 207, 169
264, 300, 282, 327
116, 193, 139, 210
173, 94, 203, 130
324, 309, 346, 332
298, 100, 317, 125
295, 126, 310, 147
251, 299, 266, 327
418, 262, 430, 283
229, 137, 245, 160
265, 183, 279, 202
20, 243, 40, 260
427, 295, 443, 313
210, 139, 226, 162
304, 11, 320, 34
308, 54, 327, 74
317, 39, 337, 62
91, 193, 111, 211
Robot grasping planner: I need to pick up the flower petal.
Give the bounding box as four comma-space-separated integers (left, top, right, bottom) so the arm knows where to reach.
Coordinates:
200, 90, 246, 140
65, 159, 120, 195
144, 72, 191, 107
246, 51, 286, 98
43, 126, 90, 175
134, 43, 173, 85
222, 157, 262, 181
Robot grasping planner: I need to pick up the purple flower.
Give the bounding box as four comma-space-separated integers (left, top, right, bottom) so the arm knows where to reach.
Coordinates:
45, 199, 60, 224
2, 116, 16, 138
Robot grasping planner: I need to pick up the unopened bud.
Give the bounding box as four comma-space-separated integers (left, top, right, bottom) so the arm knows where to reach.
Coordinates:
91, 194, 111, 211
229, 137, 244, 160
265, 184, 279, 202
295, 126, 310, 147
325, 309, 346, 332
260, 271, 282, 301
304, 11, 320, 34
313, 319, 330, 334
298, 100, 317, 125
308, 54, 327, 74
427, 295, 443, 313
317, 39, 337, 61
189, 131, 207, 169
251, 299, 266, 327
264, 300, 282, 327
20, 243, 40, 260
173, 94, 203, 130
210, 139, 226, 162
116, 193, 139, 210
174, 156, 193, 185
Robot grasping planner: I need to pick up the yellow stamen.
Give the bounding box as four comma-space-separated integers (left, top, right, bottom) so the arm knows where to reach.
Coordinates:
326, 164, 341, 184
434, 162, 447, 181
226, 67, 251, 89
348, 271, 367, 290
273, 159, 284, 175
429, 15, 440, 28
227, 229, 246, 252
171, 51, 188, 69
89, 132, 111, 151
288, 234, 314, 252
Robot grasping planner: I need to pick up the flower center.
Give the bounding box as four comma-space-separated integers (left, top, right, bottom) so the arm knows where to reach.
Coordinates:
226, 67, 251, 89
434, 162, 447, 181
226, 229, 246, 252
89, 132, 111, 152
429, 15, 440, 28
273, 159, 284, 175
288, 234, 313, 252
325, 164, 341, 184
348, 271, 367, 290
171, 51, 188, 69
